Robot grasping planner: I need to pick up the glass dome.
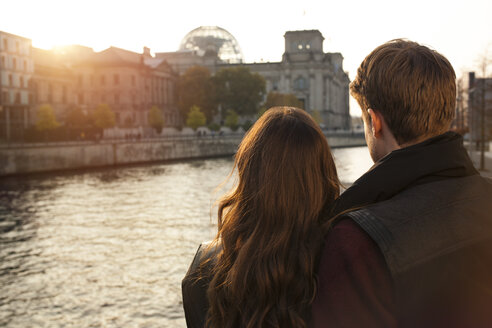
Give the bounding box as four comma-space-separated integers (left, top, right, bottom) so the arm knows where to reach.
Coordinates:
179, 26, 244, 64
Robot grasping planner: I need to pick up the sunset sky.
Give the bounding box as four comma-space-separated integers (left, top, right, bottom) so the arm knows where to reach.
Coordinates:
2, 0, 491, 115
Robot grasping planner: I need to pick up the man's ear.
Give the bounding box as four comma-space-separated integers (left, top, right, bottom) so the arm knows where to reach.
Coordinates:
368, 109, 383, 138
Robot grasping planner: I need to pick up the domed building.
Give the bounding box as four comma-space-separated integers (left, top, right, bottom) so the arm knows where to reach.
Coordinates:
155, 27, 350, 130
155, 26, 244, 74
179, 26, 243, 64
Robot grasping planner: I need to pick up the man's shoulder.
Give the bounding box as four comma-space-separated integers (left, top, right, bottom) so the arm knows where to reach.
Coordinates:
343, 175, 492, 277
326, 219, 377, 251
320, 218, 390, 274
315, 219, 396, 327
353, 174, 491, 222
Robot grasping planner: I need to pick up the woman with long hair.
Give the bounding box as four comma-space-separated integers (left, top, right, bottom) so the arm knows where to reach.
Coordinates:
182, 107, 340, 328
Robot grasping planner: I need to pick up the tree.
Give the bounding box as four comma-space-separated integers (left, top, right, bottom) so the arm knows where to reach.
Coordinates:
177, 66, 217, 121
242, 120, 254, 131
92, 103, 115, 130
186, 106, 206, 130
148, 105, 165, 133
65, 107, 88, 128
64, 107, 89, 140
224, 109, 239, 131
36, 104, 60, 132
311, 109, 322, 124
208, 122, 220, 132
214, 66, 266, 116
263, 91, 303, 110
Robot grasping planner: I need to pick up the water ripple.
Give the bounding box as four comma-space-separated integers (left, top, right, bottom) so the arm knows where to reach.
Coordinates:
0, 148, 372, 327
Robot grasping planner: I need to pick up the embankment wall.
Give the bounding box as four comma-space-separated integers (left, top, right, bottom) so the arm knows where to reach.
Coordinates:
0, 134, 365, 176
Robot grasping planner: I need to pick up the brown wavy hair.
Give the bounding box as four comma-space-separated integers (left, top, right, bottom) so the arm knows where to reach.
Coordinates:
206, 107, 340, 328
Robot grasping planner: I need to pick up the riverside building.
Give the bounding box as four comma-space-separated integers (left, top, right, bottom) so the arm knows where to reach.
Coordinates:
468, 72, 492, 145
71, 46, 179, 127
31, 47, 77, 123
157, 27, 351, 130
0, 31, 34, 141
0, 27, 350, 141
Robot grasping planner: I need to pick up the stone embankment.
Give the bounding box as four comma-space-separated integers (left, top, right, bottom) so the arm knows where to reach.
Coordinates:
0, 133, 366, 177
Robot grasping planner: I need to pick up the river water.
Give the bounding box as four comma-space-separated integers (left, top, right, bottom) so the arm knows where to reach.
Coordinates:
0, 147, 373, 327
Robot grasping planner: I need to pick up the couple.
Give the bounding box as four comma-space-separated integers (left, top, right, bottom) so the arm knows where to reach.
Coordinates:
182, 40, 492, 327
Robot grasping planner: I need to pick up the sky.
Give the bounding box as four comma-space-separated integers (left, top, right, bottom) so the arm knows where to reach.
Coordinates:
1, 0, 491, 116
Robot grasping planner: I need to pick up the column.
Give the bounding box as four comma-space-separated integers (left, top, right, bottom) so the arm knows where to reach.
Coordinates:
5, 107, 10, 141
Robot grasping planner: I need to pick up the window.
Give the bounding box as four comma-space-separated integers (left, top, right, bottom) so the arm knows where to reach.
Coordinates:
62, 86, 67, 104
114, 74, 119, 85
272, 79, 279, 91
294, 77, 307, 90
2, 92, 8, 104
20, 76, 24, 88
16, 42, 19, 53
48, 84, 53, 102
114, 93, 119, 104
3, 39, 7, 51
1, 56, 4, 68
15, 92, 20, 104
24, 60, 27, 71
101, 75, 105, 85
8, 74, 13, 86
13, 58, 16, 70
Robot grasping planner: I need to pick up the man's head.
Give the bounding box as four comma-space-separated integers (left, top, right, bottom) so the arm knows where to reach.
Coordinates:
350, 39, 456, 161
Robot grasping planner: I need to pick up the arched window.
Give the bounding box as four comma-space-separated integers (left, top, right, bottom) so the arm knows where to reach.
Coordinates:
294, 77, 307, 90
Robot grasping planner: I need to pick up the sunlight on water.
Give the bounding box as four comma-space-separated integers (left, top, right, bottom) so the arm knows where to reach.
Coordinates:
0, 147, 372, 327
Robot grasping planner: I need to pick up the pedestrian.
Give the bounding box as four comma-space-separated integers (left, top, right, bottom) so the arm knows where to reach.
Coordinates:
182, 107, 340, 328
313, 39, 492, 328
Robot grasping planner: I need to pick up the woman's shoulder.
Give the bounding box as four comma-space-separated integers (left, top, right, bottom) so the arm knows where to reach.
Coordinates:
184, 241, 221, 282
182, 242, 222, 328
196, 241, 221, 262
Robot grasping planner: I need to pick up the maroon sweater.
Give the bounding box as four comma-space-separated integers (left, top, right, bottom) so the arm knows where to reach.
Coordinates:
312, 219, 397, 328
313, 219, 492, 328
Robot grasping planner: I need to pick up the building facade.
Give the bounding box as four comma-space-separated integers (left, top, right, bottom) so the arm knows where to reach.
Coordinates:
0, 31, 34, 141
158, 28, 351, 130
0, 27, 350, 141
247, 30, 350, 129
31, 47, 76, 123
0, 30, 181, 142
468, 72, 492, 144
451, 75, 469, 134
71, 46, 179, 127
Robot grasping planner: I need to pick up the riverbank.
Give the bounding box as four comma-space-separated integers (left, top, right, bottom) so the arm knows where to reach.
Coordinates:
0, 133, 367, 177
